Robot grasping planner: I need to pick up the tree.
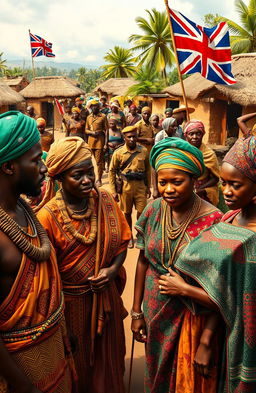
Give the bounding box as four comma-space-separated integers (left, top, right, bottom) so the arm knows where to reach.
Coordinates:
76, 67, 103, 93
5, 67, 23, 77
126, 66, 165, 96
0, 52, 7, 76
204, 0, 256, 54
203, 13, 221, 27
101, 46, 137, 78
129, 8, 175, 81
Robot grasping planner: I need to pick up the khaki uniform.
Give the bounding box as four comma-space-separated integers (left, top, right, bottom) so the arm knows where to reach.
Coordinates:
86, 113, 108, 179
109, 144, 151, 214
136, 119, 155, 154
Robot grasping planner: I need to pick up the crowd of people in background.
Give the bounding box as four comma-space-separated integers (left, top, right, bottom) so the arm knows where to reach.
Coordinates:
1, 95, 256, 393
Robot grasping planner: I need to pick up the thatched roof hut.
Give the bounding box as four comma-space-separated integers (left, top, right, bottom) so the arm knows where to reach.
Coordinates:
2, 76, 29, 92
20, 76, 85, 98
0, 79, 25, 106
164, 53, 256, 106
94, 78, 136, 98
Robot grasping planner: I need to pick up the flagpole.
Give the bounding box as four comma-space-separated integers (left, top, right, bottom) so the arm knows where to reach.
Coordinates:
29, 30, 36, 79
164, 0, 190, 121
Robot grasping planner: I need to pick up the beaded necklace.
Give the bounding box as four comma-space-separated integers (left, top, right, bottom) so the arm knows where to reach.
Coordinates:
56, 190, 97, 245
0, 198, 51, 261
161, 194, 201, 270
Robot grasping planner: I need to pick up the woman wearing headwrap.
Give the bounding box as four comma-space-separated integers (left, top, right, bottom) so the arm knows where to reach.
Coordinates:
107, 102, 126, 128
126, 104, 142, 126
166, 134, 256, 392
37, 137, 131, 393
66, 107, 86, 140
36, 117, 54, 153
131, 137, 223, 393
184, 120, 220, 206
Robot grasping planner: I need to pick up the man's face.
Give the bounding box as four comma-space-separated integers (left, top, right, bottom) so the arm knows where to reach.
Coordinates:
14, 143, 47, 197
91, 104, 100, 115
26, 106, 34, 116
124, 131, 138, 150
142, 110, 151, 122
174, 111, 186, 125
151, 116, 159, 128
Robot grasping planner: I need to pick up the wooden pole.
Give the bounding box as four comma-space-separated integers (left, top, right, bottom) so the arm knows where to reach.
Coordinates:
90, 186, 102, 366
127, 335, 135, 393
28, 30, 36, 79
164, 0, 190, 121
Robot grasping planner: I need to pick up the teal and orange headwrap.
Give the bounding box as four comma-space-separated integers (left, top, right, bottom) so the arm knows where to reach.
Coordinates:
150, 137, 204, 177
0, 111, 40, 165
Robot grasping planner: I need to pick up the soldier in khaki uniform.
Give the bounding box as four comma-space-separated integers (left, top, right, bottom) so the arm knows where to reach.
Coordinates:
86, 100, 108, 186
109, 126, 151, 248
136, 106, 155, 154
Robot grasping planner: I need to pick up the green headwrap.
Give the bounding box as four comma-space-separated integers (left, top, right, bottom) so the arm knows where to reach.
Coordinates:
0, 111, 40, 165
150, 137, 204, 178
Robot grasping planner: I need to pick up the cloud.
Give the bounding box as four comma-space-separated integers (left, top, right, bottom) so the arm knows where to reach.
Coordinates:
0, 0, 238, 66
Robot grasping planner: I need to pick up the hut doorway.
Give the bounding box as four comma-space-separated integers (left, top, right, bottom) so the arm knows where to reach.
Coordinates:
42, 102, 54, 127
226, 102, 242, 138
166, 100, 179, 110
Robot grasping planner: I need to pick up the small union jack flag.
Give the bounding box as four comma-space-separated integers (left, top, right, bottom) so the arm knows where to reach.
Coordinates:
168, 7, 236, 85
29, 32, 55, 58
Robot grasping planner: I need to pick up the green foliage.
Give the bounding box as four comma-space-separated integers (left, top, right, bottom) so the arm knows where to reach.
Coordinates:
101, 46, 137, 78
76, 67, 103, 93
0, 52, 7, 76
204, 0, 256, 53
127, 66, 165, 96
129, 8, 175, 80
168, 68, 190, 85
203, 13, 221, 27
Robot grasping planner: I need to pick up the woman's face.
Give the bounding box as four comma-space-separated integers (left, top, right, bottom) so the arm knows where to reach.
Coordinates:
157, 168, 195, 208
185, 128, 203, 148
221, 162, 256, 210
60, 159, 95, 200
166, 120, 178, 137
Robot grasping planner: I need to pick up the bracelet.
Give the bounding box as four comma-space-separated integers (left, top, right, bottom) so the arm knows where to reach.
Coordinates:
130, 310, 144, 320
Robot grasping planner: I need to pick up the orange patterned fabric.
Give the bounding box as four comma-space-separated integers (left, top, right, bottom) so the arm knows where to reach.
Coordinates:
175, 310, 219, 393
0, 228, 74, 392
37, 189, 131, 393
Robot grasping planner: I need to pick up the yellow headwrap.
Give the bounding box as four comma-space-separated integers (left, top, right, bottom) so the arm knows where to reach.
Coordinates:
34, 137, 92, 212
36, 117, 46, 127
72, 107, 81, 113
141, 106, 151, 113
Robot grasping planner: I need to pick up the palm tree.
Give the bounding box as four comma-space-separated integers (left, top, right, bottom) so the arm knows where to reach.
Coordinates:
214, 0, 256, 53
126, 66, 165, 96
129, 9, 175, 81
0, 52, 7, 76
101, 46, 137, 78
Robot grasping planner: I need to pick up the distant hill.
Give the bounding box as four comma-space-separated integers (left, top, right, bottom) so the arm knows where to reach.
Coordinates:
6, 59, 100, 71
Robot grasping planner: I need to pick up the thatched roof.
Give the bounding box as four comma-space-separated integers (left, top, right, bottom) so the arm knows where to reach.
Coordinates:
2, 76, 28, 87
94, 78, 136, 96
164, 53, 256, 106
20, 76, 85, 98
0, 79, 25, 105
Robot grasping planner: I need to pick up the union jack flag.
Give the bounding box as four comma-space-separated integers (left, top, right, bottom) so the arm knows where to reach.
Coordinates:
168, 8, 236, 85
29, 32, 55, 58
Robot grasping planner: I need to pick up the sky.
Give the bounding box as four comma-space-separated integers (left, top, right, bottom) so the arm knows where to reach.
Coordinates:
1, 0, 239, 68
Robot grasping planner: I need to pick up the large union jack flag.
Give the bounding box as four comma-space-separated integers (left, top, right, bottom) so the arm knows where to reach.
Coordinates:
29, 32, 55, 58
168, 8, 236, 85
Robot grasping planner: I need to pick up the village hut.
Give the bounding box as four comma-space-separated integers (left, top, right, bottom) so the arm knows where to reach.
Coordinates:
164, 53, 256, 145
20, 76, 85, 130
2, 76, 29, 92
94, 78, 136, 100
0, 79, 25, 114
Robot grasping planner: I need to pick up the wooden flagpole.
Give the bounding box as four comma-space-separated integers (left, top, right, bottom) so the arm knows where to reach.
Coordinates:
164, 0, 190, 121
28, 30, 36, 79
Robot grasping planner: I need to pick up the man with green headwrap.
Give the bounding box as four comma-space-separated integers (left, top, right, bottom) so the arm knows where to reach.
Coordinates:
0, 111, 73, 393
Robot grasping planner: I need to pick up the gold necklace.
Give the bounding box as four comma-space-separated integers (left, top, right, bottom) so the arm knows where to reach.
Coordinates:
0, 198, 51, 261
56, 190, 97, 245
161, 194, 201, 270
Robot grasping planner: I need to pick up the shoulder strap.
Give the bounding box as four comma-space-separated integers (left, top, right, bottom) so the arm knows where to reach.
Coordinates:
120, 151, 140, 172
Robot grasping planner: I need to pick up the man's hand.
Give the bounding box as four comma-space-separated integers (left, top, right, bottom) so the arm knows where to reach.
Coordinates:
158, 269, 187, 296
112, 193, 119, 202
194, 342, 213, 378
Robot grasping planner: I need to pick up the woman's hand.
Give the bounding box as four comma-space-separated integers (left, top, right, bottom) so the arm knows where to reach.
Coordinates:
88, 267, 117, 293
158, 269, 187, 296
194, 342, 213, 378
131, 318, 147, 343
